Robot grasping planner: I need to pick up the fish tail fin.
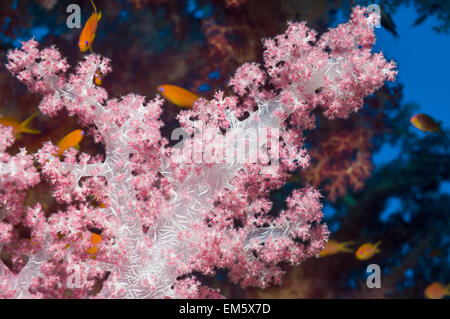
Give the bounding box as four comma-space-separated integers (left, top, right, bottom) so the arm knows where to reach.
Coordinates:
340, 241, 355, 253
20, 112, 37, 127
374, 241, 382, 252
20, 113, 41, 134
21, 127, 41, 134
445, 284, 450, 295
97, 11, 102, 21
90, 0, 97, 13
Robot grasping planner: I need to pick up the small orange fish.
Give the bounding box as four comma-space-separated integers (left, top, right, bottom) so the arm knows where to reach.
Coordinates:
86, 233, 102, 257
157, 84, 200, 109
424, 282, 450, 299
94, 69, 103, 86
56, 129, 84, 157
0, 113, 41, 138
319, 240, 354, 257
410, 113, 442, 133
78, 0, 101, 52
355, 241, 381, 260
91, 233, 102, 245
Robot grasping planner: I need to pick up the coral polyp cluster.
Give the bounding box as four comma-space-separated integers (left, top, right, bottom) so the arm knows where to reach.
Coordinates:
0, 7, 395, 298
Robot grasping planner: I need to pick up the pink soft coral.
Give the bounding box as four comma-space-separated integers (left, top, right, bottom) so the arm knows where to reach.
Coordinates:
1, 6, 395, 298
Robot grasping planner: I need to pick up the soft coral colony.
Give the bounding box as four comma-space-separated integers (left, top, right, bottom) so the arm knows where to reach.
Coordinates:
0, 7, 396, 299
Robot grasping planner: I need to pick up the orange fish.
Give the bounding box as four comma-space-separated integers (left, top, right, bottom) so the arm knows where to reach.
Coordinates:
355, 241, 381, 260
94, 69, 103, 86
78, 0, 102, 52
319, 240, 354, 257
86, 233, 102, 257
56, 129, 84, 157
157, 84, 200, 109
424, 282, 450, 299
410, 113, 442, 133
0, 113, 41, 138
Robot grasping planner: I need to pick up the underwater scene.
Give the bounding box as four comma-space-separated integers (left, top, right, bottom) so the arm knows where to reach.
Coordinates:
0, 0, 449, 299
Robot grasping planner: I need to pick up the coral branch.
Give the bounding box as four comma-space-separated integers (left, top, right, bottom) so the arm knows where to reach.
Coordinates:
1, 6, 395, 298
